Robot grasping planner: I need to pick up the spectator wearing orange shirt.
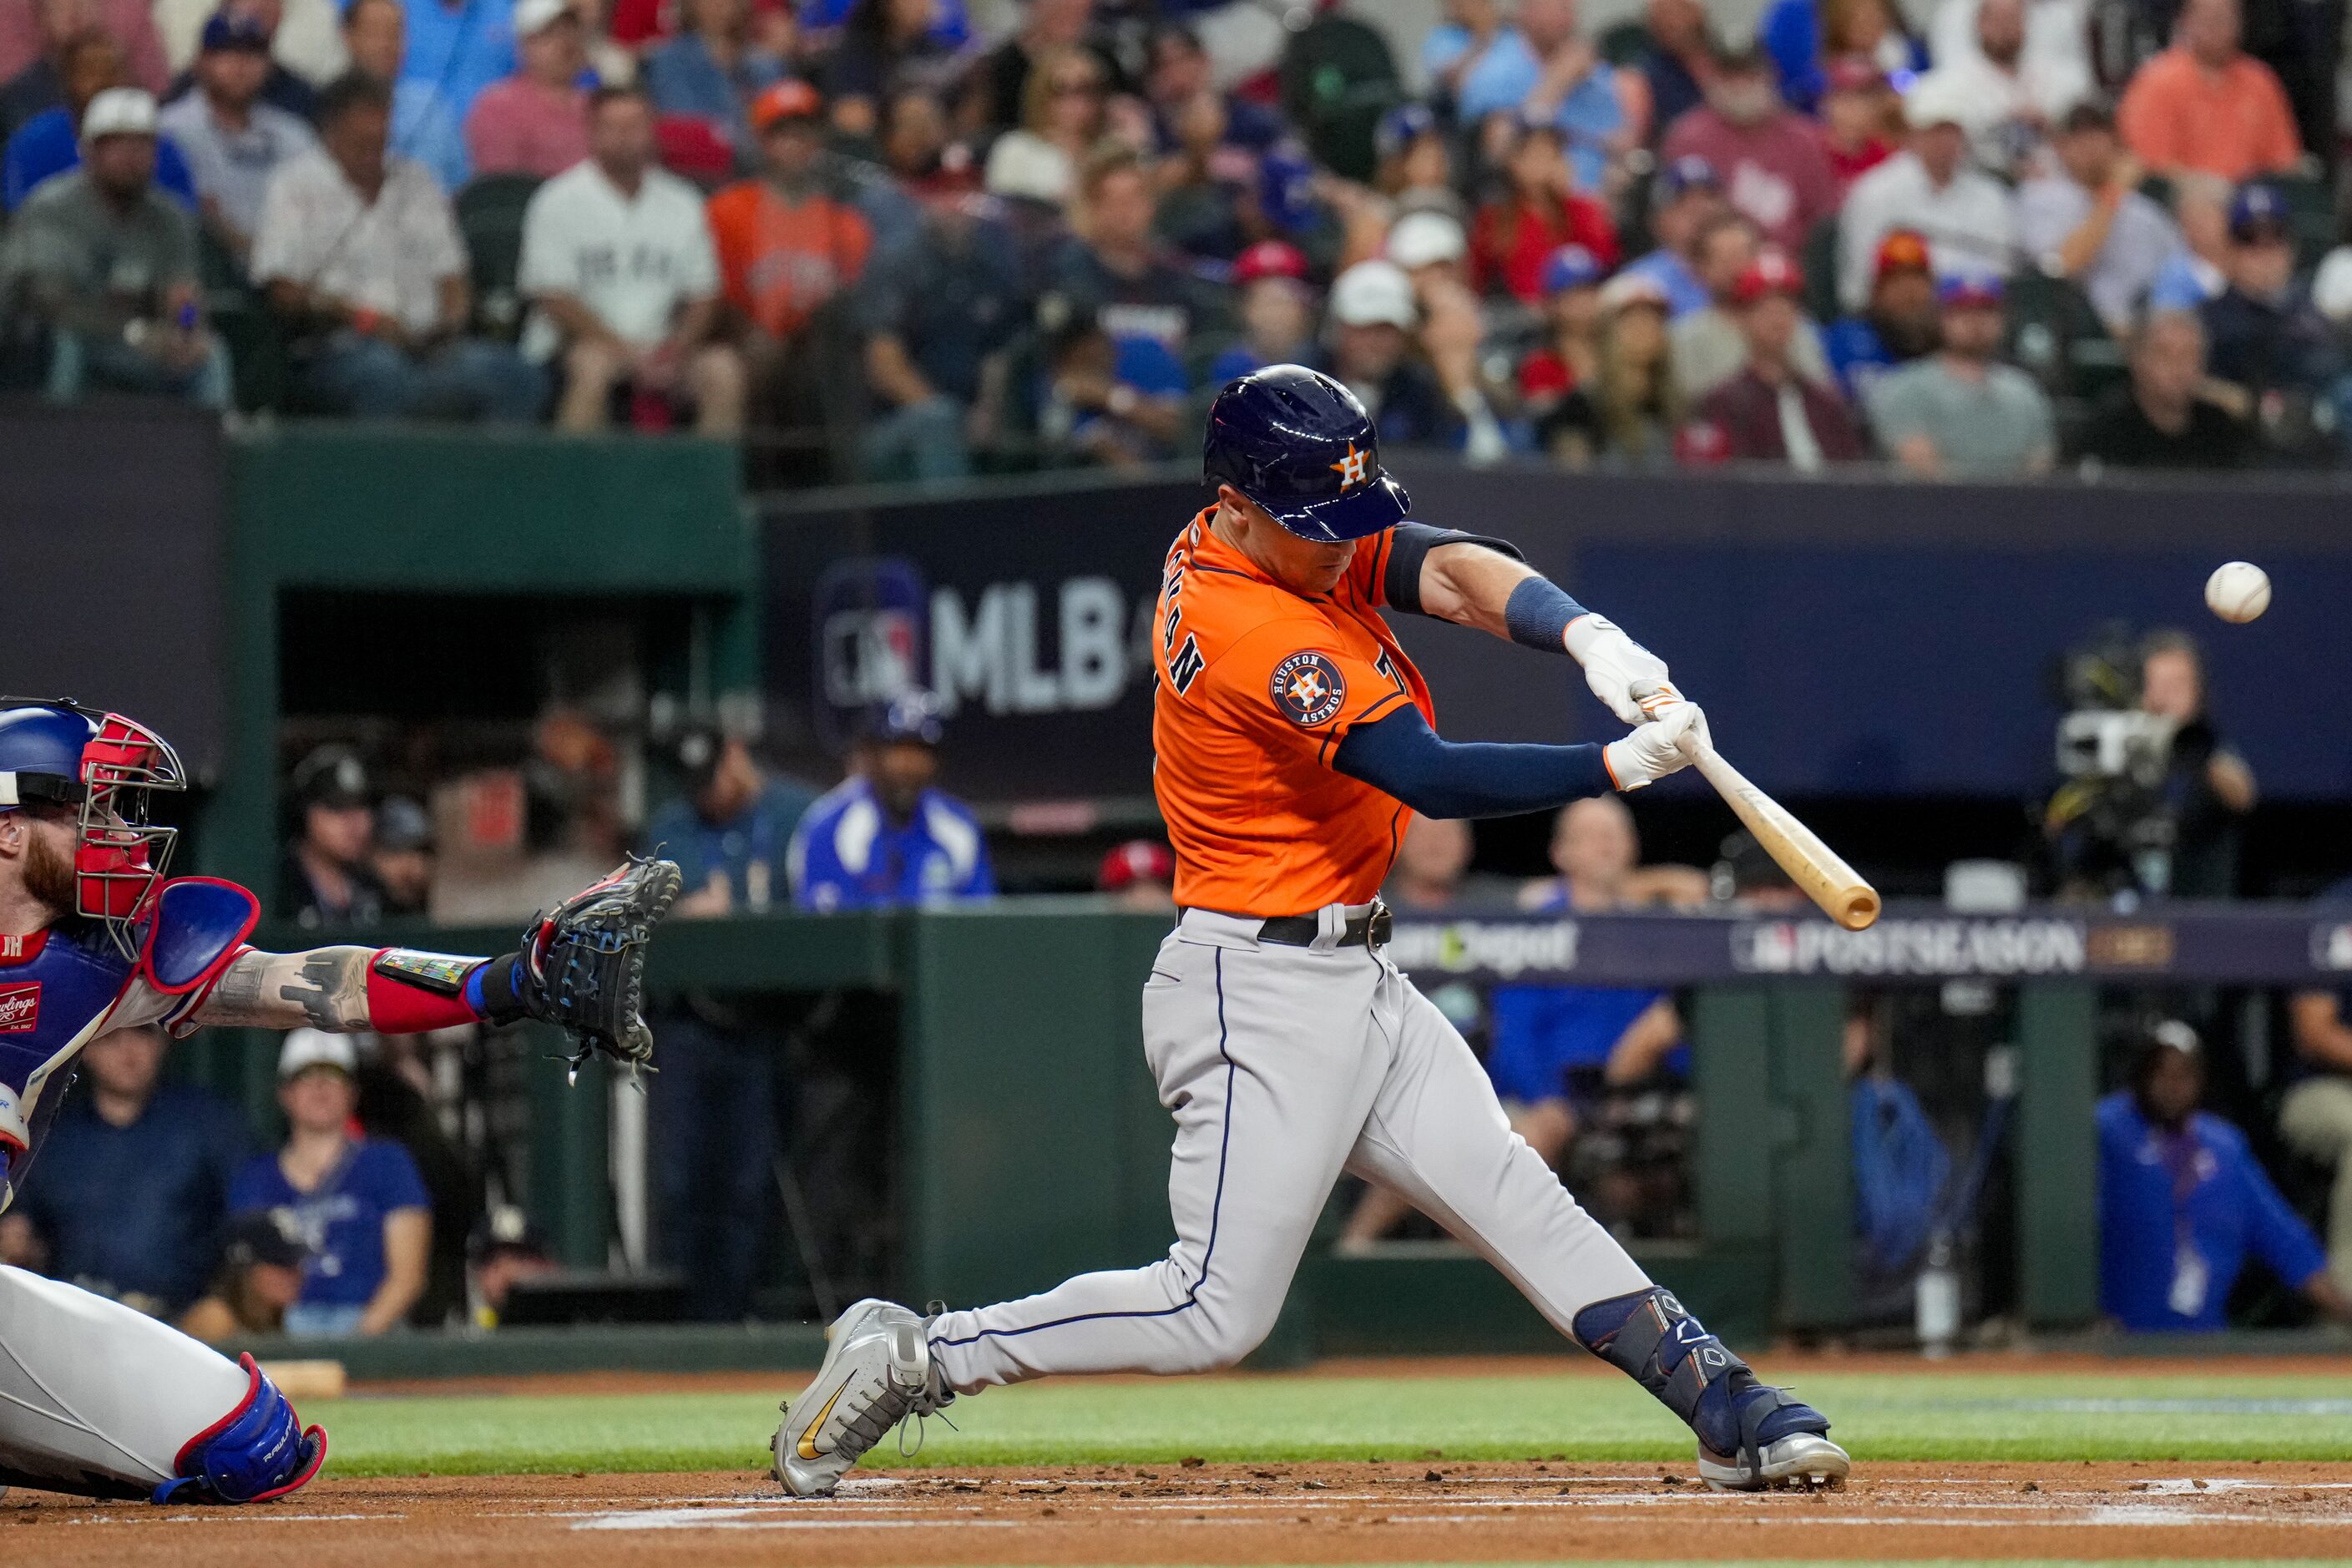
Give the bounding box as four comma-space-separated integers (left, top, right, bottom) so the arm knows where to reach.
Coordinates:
2117, 0, 2300, 184
1469, 117, 1618, 304
708, 78, 871, 466
464, 0, 591, 180
709, 81, 869, 341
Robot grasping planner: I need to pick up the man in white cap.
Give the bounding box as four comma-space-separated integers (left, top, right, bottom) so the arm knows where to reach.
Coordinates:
228, 1030, 431, 1338
2, 84, 230, 406
463, 0, 590, 180
1837, 72, 2016, 310
1388, 208, 1470, 296
1326, 257, 1492, 456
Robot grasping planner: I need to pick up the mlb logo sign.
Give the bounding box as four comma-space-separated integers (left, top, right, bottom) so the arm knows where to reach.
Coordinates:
1733, 922, 1800, 973
0, 984, 38, 1034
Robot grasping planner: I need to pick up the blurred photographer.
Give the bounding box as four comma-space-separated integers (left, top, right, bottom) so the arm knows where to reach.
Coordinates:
2046, 628, 2253, 900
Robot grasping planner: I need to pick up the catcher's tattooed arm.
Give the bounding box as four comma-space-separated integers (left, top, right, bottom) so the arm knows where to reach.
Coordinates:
195, 947, 381, 1030
190, 858, 681, 1062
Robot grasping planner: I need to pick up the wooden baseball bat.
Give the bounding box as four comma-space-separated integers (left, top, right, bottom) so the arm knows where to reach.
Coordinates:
1686, 740, 1880, 930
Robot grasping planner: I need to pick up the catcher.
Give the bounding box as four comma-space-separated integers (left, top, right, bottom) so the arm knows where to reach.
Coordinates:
0, 698, 680, 1505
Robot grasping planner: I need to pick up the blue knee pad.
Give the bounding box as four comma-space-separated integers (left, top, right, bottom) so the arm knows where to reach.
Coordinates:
153, 1354, 327, 1505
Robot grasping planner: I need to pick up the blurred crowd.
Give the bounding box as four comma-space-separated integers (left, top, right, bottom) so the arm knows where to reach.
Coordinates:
3, 0, 2352, 475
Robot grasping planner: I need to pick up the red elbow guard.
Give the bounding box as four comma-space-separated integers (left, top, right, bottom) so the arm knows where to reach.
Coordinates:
365, 949, 490, 1034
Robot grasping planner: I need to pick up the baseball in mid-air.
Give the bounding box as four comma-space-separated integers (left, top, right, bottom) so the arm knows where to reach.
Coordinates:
2205, 560, 2272, 624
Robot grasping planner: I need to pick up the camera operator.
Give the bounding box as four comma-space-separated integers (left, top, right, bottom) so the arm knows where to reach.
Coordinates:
2046, 629, 2254, 900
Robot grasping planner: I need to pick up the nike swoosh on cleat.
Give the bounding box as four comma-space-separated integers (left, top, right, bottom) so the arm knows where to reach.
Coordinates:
794, 1383, 847, 1461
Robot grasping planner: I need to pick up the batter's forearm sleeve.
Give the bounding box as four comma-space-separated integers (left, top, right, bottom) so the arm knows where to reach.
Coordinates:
1383, 522, 1525, 614
1503, 574, 1591, 655
1332, 706, 1612, 818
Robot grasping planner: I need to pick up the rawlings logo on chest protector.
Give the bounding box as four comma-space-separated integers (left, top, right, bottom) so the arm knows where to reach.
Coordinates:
0, 984, 38, 1033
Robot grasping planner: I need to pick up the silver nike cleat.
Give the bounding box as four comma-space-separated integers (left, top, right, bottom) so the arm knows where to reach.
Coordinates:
772, 1298, 946, 1496
1698, 1429, 1851, 1492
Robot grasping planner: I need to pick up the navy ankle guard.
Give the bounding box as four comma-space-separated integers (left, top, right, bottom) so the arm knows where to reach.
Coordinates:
1572, 1287, 1749, 1453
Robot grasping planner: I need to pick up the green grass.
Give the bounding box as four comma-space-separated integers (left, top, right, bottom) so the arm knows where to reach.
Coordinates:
305, 1368, 2352, 1477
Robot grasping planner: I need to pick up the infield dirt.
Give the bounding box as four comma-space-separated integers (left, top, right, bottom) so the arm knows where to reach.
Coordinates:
8, 1459, 2352, 1566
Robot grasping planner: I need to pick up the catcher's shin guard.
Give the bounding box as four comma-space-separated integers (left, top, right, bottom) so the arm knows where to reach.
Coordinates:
0, 1267, 324, 1503
154, 1355, 326, 1505
1572, 1287, 1846, 1491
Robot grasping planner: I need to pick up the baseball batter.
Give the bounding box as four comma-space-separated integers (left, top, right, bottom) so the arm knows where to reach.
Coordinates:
774, 367, 1847, 1495
0, 698, 677, 1505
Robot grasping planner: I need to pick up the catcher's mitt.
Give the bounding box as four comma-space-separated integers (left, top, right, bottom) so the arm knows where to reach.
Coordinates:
478, 854, 682, 1077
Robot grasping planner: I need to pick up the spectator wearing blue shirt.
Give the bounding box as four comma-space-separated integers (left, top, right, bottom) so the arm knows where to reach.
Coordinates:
643, 0, 787, 157
0, 1025, 249, 1315
642, 723, 818, 1322
2281, 877, 2352, 1296
1635, 0, 1713, 142
341, 0, 471, 197
1326, 259, 1465, 453
230, 1031, 432, 1338
1340, 797, 1699, 1247
648, 725, 818, 918
1619, 154, 1723, 321
2099, 1023, 2349, 1332
3, 34, 196, 212
790, 693, 993, 911
1454, 0, 1623, 195
1823, 225, 1939, 402
397, 0, 519, 130
1423, 0, 1507, 109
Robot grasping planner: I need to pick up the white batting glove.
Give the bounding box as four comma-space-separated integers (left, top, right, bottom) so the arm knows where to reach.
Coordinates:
1603, 701, 1706, 791
1565, 614, 1673, 726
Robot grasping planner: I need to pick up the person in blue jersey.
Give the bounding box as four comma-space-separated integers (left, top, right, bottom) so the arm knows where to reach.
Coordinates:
642, 722, 817, 1321
2, 1023, 249, 1315
1339, 795, 1699, 1247
789, 692, 993, 911
230, 1031, 431, 1338
2099, 1021, 2349, 1332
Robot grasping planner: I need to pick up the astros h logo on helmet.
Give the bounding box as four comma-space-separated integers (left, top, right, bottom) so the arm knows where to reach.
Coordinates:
1328, 442, 1369, 489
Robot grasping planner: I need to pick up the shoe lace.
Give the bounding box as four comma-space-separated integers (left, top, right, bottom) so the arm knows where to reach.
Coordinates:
897, 1300, 959, 1458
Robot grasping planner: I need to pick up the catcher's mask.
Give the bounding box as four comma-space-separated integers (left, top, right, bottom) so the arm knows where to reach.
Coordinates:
0, 698, 186, 959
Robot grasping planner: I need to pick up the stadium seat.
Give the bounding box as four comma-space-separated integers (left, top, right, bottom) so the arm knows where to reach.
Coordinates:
2004, 270, 2121, 402
654, 114, 736, 189
2274, 170, 2337, 271
1799, 216, 1841, 327
1597, 19, 1650, 66
1278, 13, 1401, 184
456, 174, 544, 343
195, 225, 288, 412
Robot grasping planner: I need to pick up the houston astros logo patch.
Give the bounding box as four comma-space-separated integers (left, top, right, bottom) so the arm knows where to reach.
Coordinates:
1328, 442, 1369, 489
1271, 651, 1347, 726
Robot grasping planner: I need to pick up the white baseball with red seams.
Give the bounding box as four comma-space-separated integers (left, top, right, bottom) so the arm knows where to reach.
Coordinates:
2205, 561, 2271, 624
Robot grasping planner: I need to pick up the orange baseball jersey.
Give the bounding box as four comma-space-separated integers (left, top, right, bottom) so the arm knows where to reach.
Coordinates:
1151, 508, 1434, 915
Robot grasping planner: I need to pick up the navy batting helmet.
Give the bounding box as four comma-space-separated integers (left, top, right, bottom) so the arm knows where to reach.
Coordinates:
1201, 365, 1409, 543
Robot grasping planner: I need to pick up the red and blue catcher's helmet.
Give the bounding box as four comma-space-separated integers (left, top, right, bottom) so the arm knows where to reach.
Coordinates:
1202, 365, 1411, 544
0, 700, 185, 956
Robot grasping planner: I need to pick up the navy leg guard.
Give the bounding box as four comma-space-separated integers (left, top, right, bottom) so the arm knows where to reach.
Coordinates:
153, 1354, 327, 1505
1572, 1287, 1750, 1456
1572, 1288, 1833, 1479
